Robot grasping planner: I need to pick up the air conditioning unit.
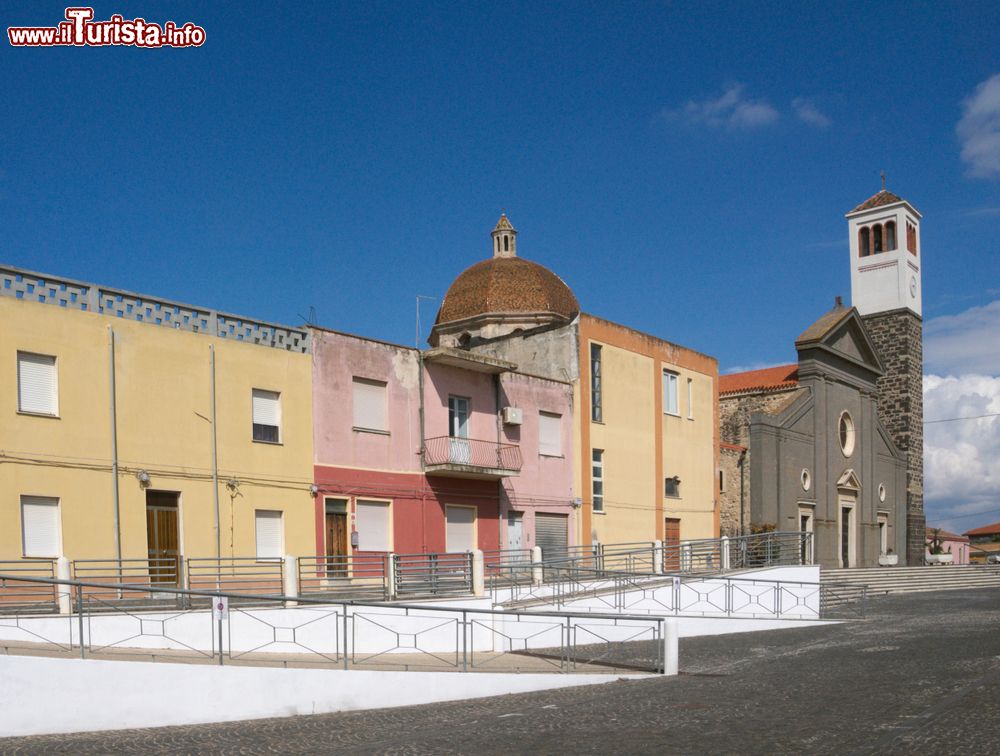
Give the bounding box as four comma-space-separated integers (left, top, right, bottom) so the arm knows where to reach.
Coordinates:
501, 406, 523, 425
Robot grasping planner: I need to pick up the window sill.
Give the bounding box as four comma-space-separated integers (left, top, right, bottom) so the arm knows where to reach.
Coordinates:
353, 427, 390, 436
592, 509, 606, 516
663, 411, 681, 418
252, 439, 283, 446
17, 411, 60, 420
22, 554, 59, 560
539, 453, 564, 459
591, 419, 605, 426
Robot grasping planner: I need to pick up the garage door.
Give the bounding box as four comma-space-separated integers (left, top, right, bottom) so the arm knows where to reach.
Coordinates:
535, 513, 569, 561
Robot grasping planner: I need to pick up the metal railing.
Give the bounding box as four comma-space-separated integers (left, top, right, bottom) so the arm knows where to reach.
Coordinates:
0, 573, 670, 675
819, 583, 868, 619
490, 563, 832, 620
297, 554, 389, 601
422, 436, 522, 473
394, 552, 474, 597
186, 557, 284, 600
0, 561, 58, 613
535, 532, 813, 575
725, 532, 812, 570
482, 548, 533, 580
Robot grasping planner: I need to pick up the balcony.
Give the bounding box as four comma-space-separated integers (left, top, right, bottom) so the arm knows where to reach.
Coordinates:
422, 436, 522, 479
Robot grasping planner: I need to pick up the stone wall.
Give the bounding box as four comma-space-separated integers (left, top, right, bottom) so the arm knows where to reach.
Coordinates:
719, 388, 802, 447
862, 309, 925, 564
719, 445, 748, 536
718, 388, 803, 537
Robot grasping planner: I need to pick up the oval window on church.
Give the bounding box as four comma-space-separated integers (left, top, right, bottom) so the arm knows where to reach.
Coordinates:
878, 483, 886, 502
839, 411, 856, 457
801, 468, 812, 492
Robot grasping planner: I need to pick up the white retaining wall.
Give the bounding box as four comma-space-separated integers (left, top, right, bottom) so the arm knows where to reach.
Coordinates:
0, 655, 642, 737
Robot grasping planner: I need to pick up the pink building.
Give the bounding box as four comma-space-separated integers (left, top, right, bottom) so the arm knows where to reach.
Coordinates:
925, 527, 970, 565
310, 327, 576, 565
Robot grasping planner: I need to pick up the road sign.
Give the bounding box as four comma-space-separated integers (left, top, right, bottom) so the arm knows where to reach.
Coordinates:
212, 595, 229, 621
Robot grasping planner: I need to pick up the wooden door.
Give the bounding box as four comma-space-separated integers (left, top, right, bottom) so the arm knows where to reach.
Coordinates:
663, 517, 681, 571
325, 512, 348, 576
146, 491, 179, 585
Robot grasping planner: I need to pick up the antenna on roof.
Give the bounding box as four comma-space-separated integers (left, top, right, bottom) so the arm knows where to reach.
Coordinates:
880, 171, 886, 191
297, 305, 318, 326
415, 295, 437, 348
835, 295, 843, 308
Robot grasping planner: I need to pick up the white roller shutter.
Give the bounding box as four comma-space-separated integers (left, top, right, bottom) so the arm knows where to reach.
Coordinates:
18, 353, 58, 415
446, 506, 476, 552
254, 510, 283, 560
538, 412, 562, 456
252, 389, 281, 425
356, 500, 390, 551
21, 496, 61, 557
353, 379, 387, 431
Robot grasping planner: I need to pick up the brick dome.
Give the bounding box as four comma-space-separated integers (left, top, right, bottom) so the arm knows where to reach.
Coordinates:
436, 256, 579, 325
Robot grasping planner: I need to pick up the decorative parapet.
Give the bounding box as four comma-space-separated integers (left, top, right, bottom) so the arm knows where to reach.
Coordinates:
0, 265, 310, 354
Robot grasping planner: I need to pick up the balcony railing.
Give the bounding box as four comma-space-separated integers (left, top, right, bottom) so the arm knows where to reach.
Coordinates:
422, 436, 522, 475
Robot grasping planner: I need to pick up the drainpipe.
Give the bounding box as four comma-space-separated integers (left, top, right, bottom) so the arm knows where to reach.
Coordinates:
417, 351, 427, 552
210, 345, 221, 558
494, 371, 504, 550
108, 327, 122, 564
738, 448, 747, 536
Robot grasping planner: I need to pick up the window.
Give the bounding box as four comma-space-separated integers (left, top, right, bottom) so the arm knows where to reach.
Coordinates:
538, 412, 562, 456
873, 224, 883, 253
886, 221, 897, 250
448, 396, 469, 438
859, 227, 870, 257
355, 499, 391, 551
254, 510, 283, 560
663, 370, 679, 415
17, 352, 58, 416
719, 469, 726, 494
590, 344, 602, 422
664, 476, 680, 498
252, 389, 281, 443
877, 512, 889, 555
592, 449, 604, 513
353, 378, 387, 432
21, 495, 61, 557
687, 378, 694, 420
445, 505, 476, 552
839, 411, 856, 457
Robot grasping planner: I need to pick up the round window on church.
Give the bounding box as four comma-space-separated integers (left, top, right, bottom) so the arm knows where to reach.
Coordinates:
878, 483, 886, 502
801, 468, 811, 492
839, 412, 856, 457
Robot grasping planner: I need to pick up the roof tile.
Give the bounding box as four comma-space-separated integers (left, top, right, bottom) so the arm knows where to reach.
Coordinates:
719, 364, 798, 395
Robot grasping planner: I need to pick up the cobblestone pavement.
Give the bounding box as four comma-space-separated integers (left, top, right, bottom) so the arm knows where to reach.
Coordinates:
2, 588, 999, 754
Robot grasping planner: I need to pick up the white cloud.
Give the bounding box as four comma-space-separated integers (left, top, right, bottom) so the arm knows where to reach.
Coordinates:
924, 299, 1000, 375
922, 299, 1000, 531
664, 84, 779, 130
792, 98, 831, 128
923, 373, 1000, 533
957, 73, 1000, 179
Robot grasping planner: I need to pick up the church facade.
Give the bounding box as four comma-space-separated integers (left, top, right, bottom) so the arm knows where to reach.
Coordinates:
718, 188, 925, 567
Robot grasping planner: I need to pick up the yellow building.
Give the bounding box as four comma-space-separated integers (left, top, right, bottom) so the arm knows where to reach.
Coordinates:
431, 216, 719, 549
577, 315, 719, 546
1, 266, 315, 581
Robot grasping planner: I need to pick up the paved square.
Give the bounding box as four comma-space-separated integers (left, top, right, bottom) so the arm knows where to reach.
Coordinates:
2, 588, 999, 754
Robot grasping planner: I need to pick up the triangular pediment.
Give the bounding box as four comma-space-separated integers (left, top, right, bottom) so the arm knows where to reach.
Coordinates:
837, 468, 862, 491
795, 306, 883, 376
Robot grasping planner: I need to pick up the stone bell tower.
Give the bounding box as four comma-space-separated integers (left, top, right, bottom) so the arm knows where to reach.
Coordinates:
846, 185, 925, 565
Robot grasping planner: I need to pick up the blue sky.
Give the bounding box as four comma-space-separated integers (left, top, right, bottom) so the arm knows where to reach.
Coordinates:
3, 2, 999, 532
